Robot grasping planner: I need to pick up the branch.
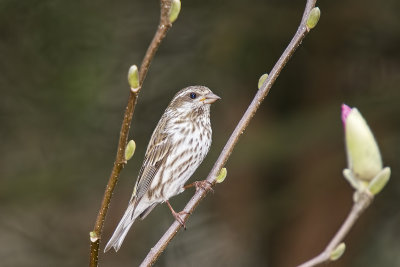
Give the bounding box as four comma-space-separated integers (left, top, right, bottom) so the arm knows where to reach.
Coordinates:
297, 191, 373, 267
89, 1, 174, 266
140, 0, 318, 266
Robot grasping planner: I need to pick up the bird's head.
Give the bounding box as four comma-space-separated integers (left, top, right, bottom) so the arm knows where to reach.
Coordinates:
169, 86, 221, 114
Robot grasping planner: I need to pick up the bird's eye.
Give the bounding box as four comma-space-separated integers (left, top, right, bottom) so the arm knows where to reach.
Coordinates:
189, 92, 197, 99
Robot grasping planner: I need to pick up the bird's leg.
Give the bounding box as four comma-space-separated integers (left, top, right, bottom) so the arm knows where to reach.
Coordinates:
166, 200, 190, 230
184, 180, 214, 193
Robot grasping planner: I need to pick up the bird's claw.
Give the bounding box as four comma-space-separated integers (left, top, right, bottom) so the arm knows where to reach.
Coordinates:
172, 210, 190, 229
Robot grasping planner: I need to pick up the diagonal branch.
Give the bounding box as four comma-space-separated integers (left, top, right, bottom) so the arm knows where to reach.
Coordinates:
297, 191, 373, 267
140, 0, 318, 266
89, 1, 173, 266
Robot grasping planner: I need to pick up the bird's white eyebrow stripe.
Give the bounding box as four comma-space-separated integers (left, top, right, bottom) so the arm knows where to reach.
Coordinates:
174, 86, 209, 98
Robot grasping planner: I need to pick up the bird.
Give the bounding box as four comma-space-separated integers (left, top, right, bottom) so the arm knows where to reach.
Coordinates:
104, 85, 220, 252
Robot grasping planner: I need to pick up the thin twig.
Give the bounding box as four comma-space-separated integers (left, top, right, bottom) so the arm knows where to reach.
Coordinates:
297, 191, 373, 267
89, 1, 173, 266
140, 0, 318, 266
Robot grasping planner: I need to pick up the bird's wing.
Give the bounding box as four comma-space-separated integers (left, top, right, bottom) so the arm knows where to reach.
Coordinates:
131, 116, 172, 204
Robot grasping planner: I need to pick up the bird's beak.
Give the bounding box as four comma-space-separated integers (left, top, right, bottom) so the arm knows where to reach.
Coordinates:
202, 92, 221, 104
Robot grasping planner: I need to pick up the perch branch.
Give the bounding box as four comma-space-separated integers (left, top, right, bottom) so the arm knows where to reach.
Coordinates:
140, 0, 318, 266
297, 191, 373, 267
89, 1, 173, 266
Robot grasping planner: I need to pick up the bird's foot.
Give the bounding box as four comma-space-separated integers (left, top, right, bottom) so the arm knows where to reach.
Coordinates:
172, 210, 191, 230
166, 200, 191, 229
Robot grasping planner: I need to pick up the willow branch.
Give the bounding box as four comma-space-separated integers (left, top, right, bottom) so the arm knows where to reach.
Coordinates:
297, 191, 373, 267
140, 0, 318, 266
89, 1, 173, 266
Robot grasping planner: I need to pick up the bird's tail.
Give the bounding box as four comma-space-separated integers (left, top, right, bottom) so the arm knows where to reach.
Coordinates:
104, 204, 139, 252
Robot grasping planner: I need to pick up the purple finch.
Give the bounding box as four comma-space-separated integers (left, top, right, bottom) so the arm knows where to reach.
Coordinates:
104, 86, 220, 252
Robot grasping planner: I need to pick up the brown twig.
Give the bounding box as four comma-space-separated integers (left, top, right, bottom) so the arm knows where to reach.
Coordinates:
297, 191, 373, 267
139, 0, 318, 266
89, 1, 173, 266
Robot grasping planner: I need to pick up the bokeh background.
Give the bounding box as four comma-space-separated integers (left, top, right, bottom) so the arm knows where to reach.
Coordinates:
1, 0, 399, 266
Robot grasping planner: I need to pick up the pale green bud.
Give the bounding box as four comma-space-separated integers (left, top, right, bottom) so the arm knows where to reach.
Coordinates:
368, 167, 391, 195
258, 73, 268, 89
306, 7, 321, 29
330, 242, 346, 261
216, 168, 227, 183
128, 65, 139, 89
125, 140, 136, 161
342, 104, 382, 182
169, 0, 181, 23
89, 231, 98, 242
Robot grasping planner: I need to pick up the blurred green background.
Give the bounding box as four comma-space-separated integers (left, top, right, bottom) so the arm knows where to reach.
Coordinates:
1, 0, 399, 266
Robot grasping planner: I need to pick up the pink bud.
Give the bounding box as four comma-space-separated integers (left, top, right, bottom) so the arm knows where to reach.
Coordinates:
341, 104, 352, 128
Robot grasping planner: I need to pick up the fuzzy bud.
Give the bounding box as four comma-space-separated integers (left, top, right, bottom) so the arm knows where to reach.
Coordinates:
330, 243, 346, 261
89, 231, 99, 242
258, 73, 268, 89
169, 0, 181, 23
125, 140, 136, 161
216, 168, 227, 183
367, 167, 391, 195
128, 65, 139, 89
341, 104, 391, 195
342, 104, 382, 182
306, 7, 321, 29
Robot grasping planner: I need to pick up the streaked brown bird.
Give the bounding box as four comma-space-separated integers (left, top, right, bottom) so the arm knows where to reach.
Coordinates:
105, 85, 220, 252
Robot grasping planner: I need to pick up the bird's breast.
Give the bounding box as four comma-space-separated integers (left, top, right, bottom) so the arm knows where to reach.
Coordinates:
154, 118, 212, 199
